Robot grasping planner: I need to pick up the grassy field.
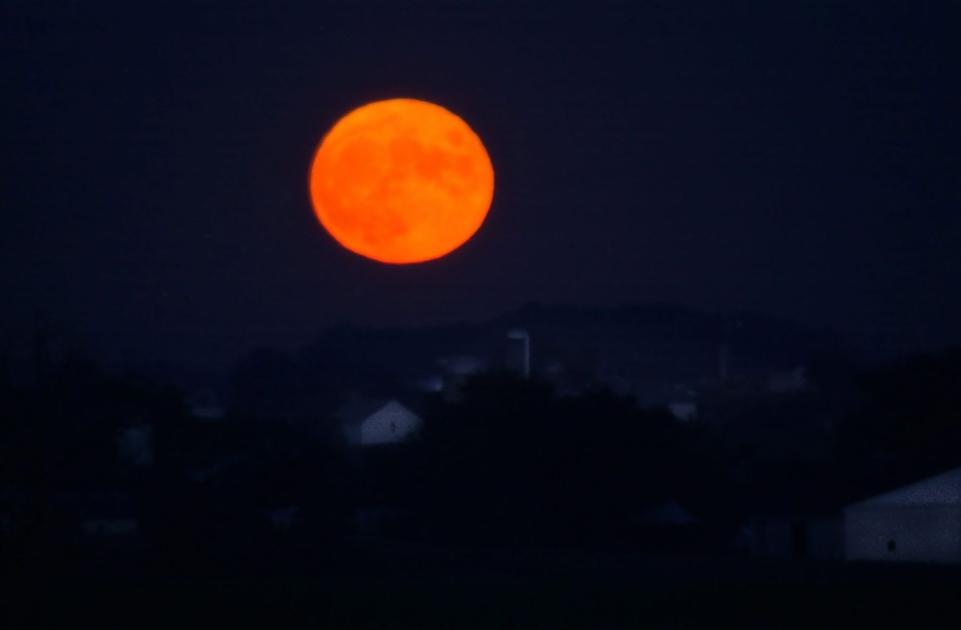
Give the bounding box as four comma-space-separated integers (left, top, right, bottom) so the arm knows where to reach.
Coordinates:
5, 544, 961, 628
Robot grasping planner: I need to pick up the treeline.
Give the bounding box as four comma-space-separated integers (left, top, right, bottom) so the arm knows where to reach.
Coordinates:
2, 347, 960, 571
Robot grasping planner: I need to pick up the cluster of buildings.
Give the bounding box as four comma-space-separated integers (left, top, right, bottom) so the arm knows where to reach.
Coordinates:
742, 466, 961, 564
331, 327, 961, 565
7, 325, 958, 568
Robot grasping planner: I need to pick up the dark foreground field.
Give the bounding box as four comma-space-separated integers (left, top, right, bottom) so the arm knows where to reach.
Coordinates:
6, 542, 961, 629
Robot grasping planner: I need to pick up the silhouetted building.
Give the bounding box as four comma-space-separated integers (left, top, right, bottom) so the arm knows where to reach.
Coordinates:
56, 492, 140, 540
189, 390, 225, 421
767, 367, 808, 394
117, 423, 154, 468
742, 514, 843, 561
439, 355, 485, 400
667, 400, 698, 422
267, 506, 302, 532
636, 501, 697, 527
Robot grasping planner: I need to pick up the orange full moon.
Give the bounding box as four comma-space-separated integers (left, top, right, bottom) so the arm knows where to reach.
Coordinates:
309, 98, 494, 264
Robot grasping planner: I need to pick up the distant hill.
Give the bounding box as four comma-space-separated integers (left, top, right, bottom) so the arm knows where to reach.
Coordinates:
286, 302, 852, 405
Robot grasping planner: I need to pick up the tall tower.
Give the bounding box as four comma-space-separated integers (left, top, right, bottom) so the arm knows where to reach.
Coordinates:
506, 328, 531, 378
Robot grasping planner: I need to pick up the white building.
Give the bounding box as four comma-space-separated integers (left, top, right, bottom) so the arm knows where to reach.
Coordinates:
845, 466, 961, 564
338, 399, 423, 447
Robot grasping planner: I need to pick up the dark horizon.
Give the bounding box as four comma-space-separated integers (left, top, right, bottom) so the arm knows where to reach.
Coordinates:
2, 298, 935, 384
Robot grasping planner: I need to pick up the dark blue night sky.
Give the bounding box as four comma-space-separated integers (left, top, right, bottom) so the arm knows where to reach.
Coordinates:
4, 1, 960, 368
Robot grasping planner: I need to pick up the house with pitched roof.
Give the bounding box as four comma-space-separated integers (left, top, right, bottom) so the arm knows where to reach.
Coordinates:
336, 399, 423, 447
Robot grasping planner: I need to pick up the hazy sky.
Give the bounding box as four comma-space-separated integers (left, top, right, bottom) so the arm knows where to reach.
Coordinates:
4, 1, 960, 368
